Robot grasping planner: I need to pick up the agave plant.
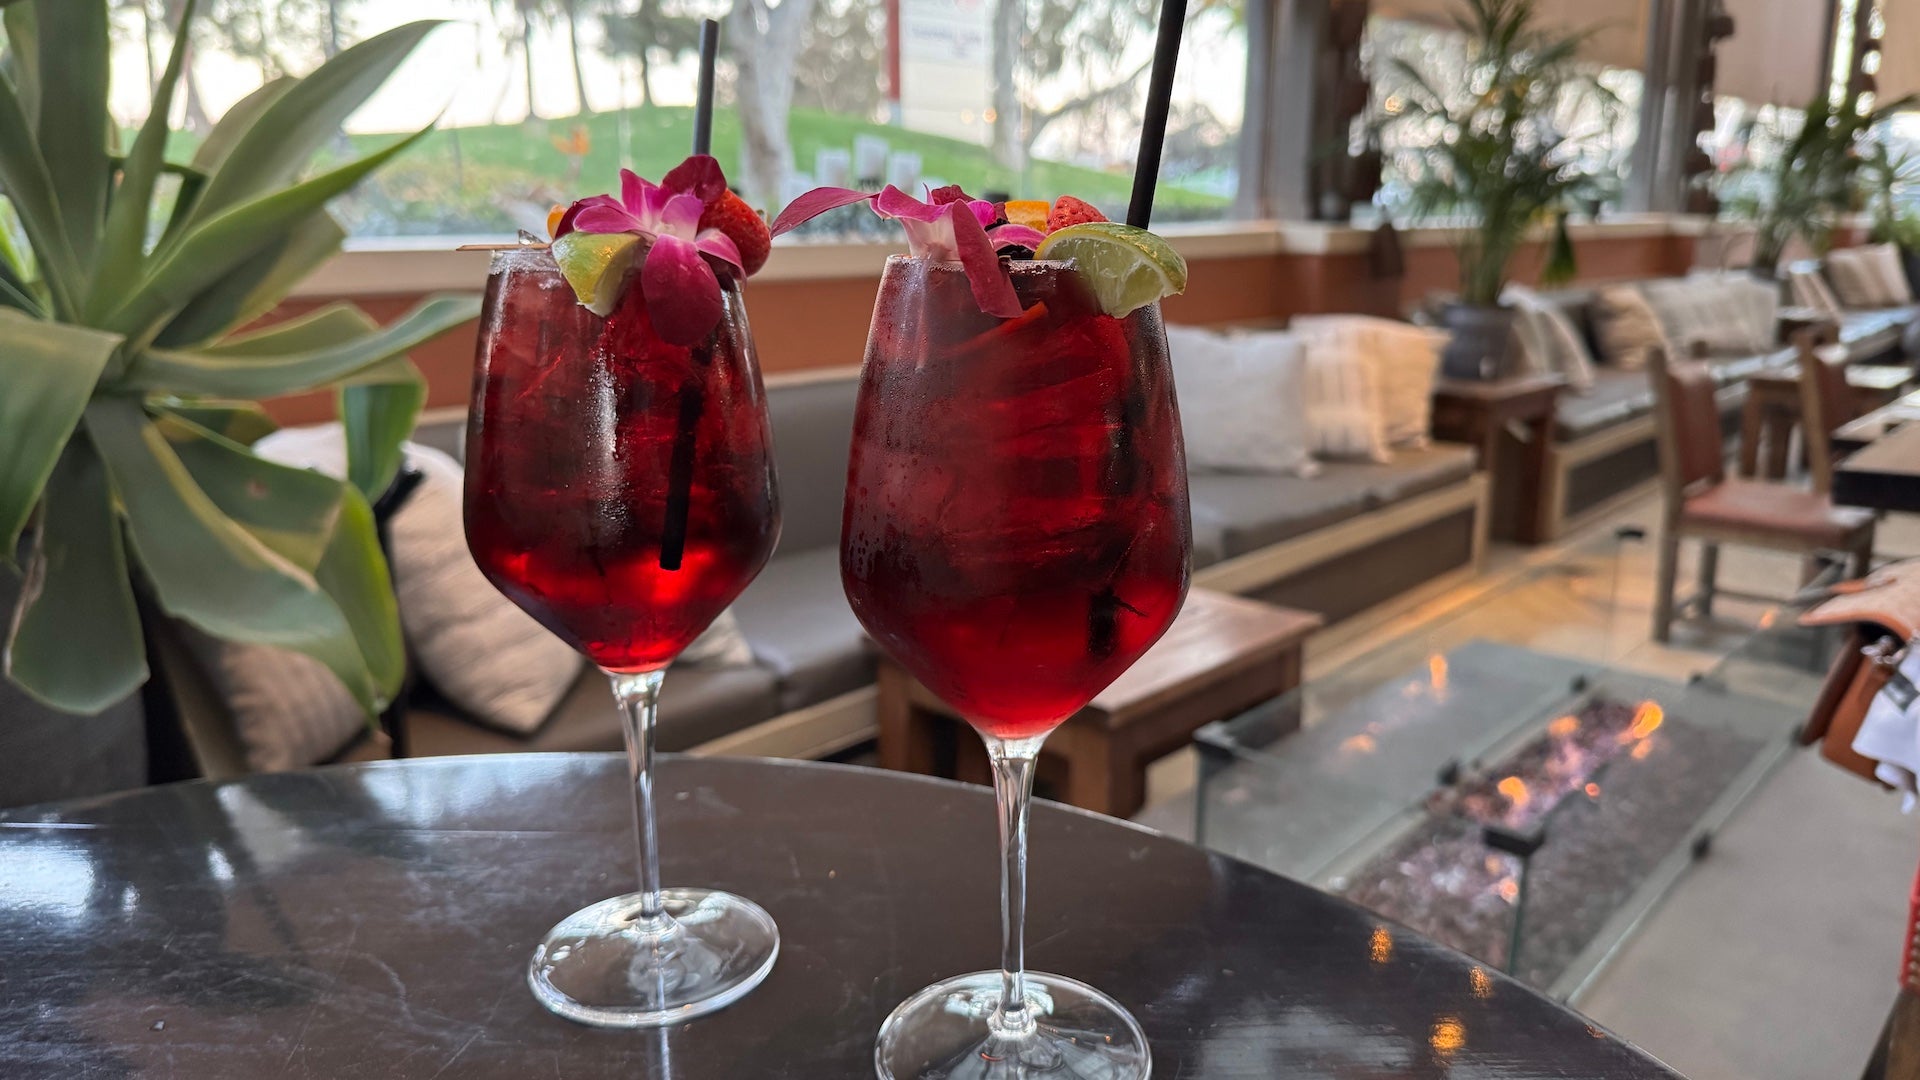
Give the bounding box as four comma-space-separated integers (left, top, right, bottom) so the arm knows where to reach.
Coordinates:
0, 0, 479, 717
1374, 0, 1617, 305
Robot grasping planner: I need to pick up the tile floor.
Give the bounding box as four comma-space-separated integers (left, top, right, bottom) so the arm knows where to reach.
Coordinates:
1132, 488, 1920, 1080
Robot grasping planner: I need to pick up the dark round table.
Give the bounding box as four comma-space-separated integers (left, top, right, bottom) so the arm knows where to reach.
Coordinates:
0, 755, 1680, 1077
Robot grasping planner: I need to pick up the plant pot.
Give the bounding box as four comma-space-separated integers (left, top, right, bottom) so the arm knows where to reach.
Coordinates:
0, 556, 147, 809
1439, 302, 1520, 380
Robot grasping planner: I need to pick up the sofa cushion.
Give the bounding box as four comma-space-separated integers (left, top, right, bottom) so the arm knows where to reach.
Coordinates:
1167, 324, 1318, 475
767, 374, 860, 554
399, 661, 782, 756
729, 545, 874, 712
1556, 367, 1655, 441
1340, 443, 1479, 504
1188, 471, 1375, 560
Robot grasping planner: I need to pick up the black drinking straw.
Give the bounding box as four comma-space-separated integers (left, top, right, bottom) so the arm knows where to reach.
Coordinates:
1127, 0, 1188, 229
658, 18, 722, 572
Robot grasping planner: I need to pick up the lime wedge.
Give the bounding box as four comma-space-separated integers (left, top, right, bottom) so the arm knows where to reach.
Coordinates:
1034, 221, 1188, 317
552, 231, 640, 316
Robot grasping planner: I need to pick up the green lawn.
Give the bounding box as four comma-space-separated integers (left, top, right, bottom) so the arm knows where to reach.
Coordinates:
339, 104, 1229, 235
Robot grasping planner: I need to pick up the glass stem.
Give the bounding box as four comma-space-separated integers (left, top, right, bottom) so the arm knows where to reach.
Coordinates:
986, 733, 1045, 1039
609, 669, 668, 923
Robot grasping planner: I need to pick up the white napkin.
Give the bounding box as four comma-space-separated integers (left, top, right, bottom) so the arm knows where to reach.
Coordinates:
1852, 644, 1920, 810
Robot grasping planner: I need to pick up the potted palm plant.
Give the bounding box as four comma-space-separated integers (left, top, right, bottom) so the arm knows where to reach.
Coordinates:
1721, 89, 1915, 278
1376, 0, 1613, 379
0, 0, 478, 798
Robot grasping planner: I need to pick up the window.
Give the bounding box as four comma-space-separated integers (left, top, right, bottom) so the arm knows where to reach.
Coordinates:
105, 0, 1247, 243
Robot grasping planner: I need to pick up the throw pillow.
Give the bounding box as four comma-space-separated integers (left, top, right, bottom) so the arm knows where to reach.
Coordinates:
1863, 242, 1916, 305
256, 427, 585, 736
1641, 278, 1762, 355
1720, 275, 1781, 351
1589, 285, 1668, 370
1290, 314, 1441, 448
180, 628, 366, 772
1790, 267, 1844, 318
1298, 334, 1391, 462
1503, 284, 1597, 392
1166, 323, 1319, 475
1506, 303, 1552, 377
679, 610, 755, 667
1825, 247, 1885, 308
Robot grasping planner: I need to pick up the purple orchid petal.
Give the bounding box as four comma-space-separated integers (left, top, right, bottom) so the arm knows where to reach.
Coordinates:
619, 169, 647, 215
573, 203, 644, 234
986, 224, 1046, 249
639, 181, 672, 227
663, 154, 729, 203
873, 184, 949, 222
967, 200, 997, 228
641, 234, 725, 346
694, 227, 744, 271
770, 186, 873, 236
950, 202, 1022, 318
658, 192, 705, 239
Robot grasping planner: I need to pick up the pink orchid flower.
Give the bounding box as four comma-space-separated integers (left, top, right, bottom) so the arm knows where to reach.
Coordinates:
567, 160, 744, 346
771, 184, 1029, 318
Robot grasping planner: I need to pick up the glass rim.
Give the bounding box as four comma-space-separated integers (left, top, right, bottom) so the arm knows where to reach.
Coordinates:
884, 253, 1075, 271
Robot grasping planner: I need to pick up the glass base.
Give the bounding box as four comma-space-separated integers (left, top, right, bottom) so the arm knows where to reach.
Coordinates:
527, 887, 778, 1028
875, 970, 1151, 1079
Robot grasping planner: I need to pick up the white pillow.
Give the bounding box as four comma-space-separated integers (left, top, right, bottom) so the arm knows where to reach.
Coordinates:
1641, 278, 1761, 355
1504, 284, 1597, 392
256, 427, 585, 735
1791, 268, 1844, 318
1590, 285, 1668, 370
1290, 314, 1441, 448
1862, 242, 1914, 305
1825, 247, 1885, 308
1720, 274, 1781, 350
1166, 324, 1319, 475
1298, 335, 1391, 462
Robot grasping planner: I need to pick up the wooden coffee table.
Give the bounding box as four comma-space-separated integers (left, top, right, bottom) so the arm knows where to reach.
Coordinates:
876, 588, 1321, 817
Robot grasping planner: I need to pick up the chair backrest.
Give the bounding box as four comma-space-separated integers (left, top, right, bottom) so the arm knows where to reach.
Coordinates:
1797, 331, 1852, 494
1648, 347, 1725, 506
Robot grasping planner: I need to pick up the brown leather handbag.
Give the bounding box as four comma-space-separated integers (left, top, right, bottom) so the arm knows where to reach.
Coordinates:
1799, 561, 1920, 785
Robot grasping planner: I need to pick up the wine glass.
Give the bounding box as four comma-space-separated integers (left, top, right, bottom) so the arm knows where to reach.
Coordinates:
842, 257, 1190, 1077
464, 247, 781, 1027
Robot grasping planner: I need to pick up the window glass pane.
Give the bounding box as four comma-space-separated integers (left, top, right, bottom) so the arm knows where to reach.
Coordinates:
103, 0, 1244, 242
1368, 18, 1641, 221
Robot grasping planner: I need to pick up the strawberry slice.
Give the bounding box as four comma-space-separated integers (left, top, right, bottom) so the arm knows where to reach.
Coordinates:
1047, 195, 1107, 233
699, 190, 772, 276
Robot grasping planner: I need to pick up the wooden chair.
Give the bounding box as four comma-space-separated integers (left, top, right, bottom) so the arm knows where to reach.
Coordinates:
1797, 328, 1858, 495
1649, 346, 1875, 643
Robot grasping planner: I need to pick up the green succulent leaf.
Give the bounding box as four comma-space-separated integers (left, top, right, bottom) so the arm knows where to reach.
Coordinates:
177, 21, 446, 233
4, 433, 147, 714
151, 400, 279, 446
0, 40, 76, 317
85, 397, 388, 714
88, 0, 199, 320
155, 211, 346, 350
32, 0, 109, 268
159, 411, 344, 573
125, 293, 478, 400
0, 309, 123, 558
2, 1, 38, 138
341, 355, 427, 500
103, 123, 436, 344
188, 77, 293, 176
316, 482, 404, 703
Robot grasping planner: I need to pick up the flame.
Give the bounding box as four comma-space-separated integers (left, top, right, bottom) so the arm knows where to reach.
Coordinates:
1631, 739, 1654, 760
1469, 967, 1493, 999
1429, 654, 1449, 693
1342, 734, 1379, 754
1548, 715, 1579, 738
1370, 926, 1393, 964
1497, 776, 1530, 808
1430, 1017, 1467, 1056
1624, 701, 1664, 742
1497, 878, 1520, 903
1585, 782, 1601, 799
1759, 607, 1778, 629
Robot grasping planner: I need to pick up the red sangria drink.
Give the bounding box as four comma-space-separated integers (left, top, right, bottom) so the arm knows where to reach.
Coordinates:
842, 258, 1189, 739
466, 250, 777, 673
774, 182, 1188, 1080
463, 157, 782, 1029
